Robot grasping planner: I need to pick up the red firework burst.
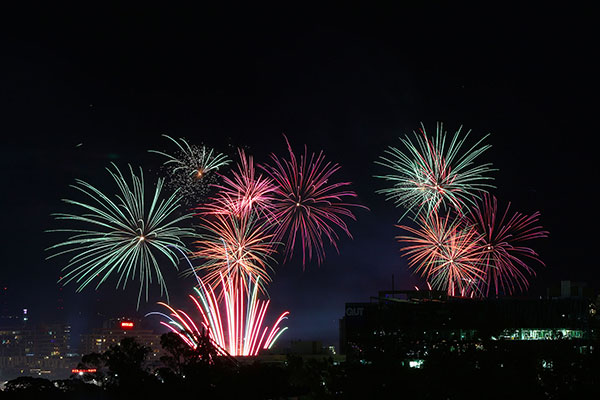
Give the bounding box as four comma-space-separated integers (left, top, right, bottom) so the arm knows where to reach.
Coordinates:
464, 193, 548, 296
397, 211, 486, 296
261, 137, 365, 265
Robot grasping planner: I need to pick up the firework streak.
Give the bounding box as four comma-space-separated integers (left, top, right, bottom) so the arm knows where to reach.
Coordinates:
192, 214, 276, 293
397, 211, 486, 297
47, 164, 196, 307
464, 193, 548, 296
201, 149, 276, 219
261, 137, 366, 265
376, 122, 495, 220
397, 200, 547, 297
149, 134, 230, 204
147, 274, 289, 356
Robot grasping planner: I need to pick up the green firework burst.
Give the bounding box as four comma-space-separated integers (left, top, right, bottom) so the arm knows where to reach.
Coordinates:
47, 164, 197, 307
375, 122, 496, 220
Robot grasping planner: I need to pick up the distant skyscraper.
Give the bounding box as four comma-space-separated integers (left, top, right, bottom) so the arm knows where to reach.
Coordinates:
80, 317, 162, 358
33, 323, 71, 356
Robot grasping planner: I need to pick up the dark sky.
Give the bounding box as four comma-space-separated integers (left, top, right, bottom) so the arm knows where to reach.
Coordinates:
1, 6, 597, 347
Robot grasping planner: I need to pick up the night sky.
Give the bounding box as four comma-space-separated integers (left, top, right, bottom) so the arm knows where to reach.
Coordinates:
1, 6, 596, 348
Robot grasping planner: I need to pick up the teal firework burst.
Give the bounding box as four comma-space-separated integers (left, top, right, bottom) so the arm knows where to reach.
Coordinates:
47, 164, 197, 307
376, 122, 496, 220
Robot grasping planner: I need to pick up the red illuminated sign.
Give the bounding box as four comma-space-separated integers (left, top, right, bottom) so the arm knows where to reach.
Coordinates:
120, 321, 134, 329
72, 368, 97, 374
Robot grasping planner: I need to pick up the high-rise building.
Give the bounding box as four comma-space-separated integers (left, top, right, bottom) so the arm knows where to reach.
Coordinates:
0, 327, 33, 357
0, 321, 75, 381
32, 324, 71, 357
80, 317, 162, 357
0, 323, 71, 358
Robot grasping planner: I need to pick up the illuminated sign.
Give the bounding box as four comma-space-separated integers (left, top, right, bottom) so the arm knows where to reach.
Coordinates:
346, 307, 364, 317
71, 368, 97, 374
120, 321, 134, 329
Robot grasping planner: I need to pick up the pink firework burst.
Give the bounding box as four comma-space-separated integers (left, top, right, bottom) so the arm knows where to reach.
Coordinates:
397, 211, 486, 297
261, 137, 366, 265
200, 149, 276, 219
464, 193, 548, 296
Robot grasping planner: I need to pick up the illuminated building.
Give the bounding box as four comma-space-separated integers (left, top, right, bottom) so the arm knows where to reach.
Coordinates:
0, 323, 74, 380
0, 324, 70, 357
32, 323, 71, 357
80, 317, 162, 357
339, 282, 599, 362
0, 328, 33, 357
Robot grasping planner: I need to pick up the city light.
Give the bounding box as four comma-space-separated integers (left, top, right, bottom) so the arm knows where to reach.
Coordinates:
120, 321, 134, 330
71, 368, 97, 374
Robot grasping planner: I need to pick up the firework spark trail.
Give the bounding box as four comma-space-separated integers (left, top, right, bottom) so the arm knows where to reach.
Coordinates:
261, 136, 366, 266
147, 273, 289, 356
46, 164, 197, 307
149, 134, 230, 203
464, 193, 548, 296
200, 149, 276, 219
397, 211, 486, 296
192, 213, 276, 292
376, 122, 496, 220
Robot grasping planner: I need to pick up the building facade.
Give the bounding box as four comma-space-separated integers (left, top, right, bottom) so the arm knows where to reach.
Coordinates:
340, 284, 599, 363
0, 323, 73, 380
80, 317, 162, 357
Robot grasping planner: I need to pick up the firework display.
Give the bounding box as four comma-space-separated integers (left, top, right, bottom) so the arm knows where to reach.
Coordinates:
147, 273, 289, 357
376, 122, 495, 220
380, 122, 547, 298
261, 137, 365, 265
200, 149, 276, 219
464, 194, 548, 296
397, 211, 485, 296
149, 134, 231, 203
46, 116, 548, 363
48, 132, 367, 357
180, 140, 363, 354
47, 164, 197, 306
192, 212, 276, 292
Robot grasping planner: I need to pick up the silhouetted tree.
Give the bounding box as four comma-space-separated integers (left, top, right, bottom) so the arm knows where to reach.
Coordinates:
102, 337, 156, 389
3, 376, 57, 394
75, 351, 107, 384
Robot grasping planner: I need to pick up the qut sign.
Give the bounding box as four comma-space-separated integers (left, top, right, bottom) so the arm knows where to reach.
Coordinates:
346, 306, 364, 317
